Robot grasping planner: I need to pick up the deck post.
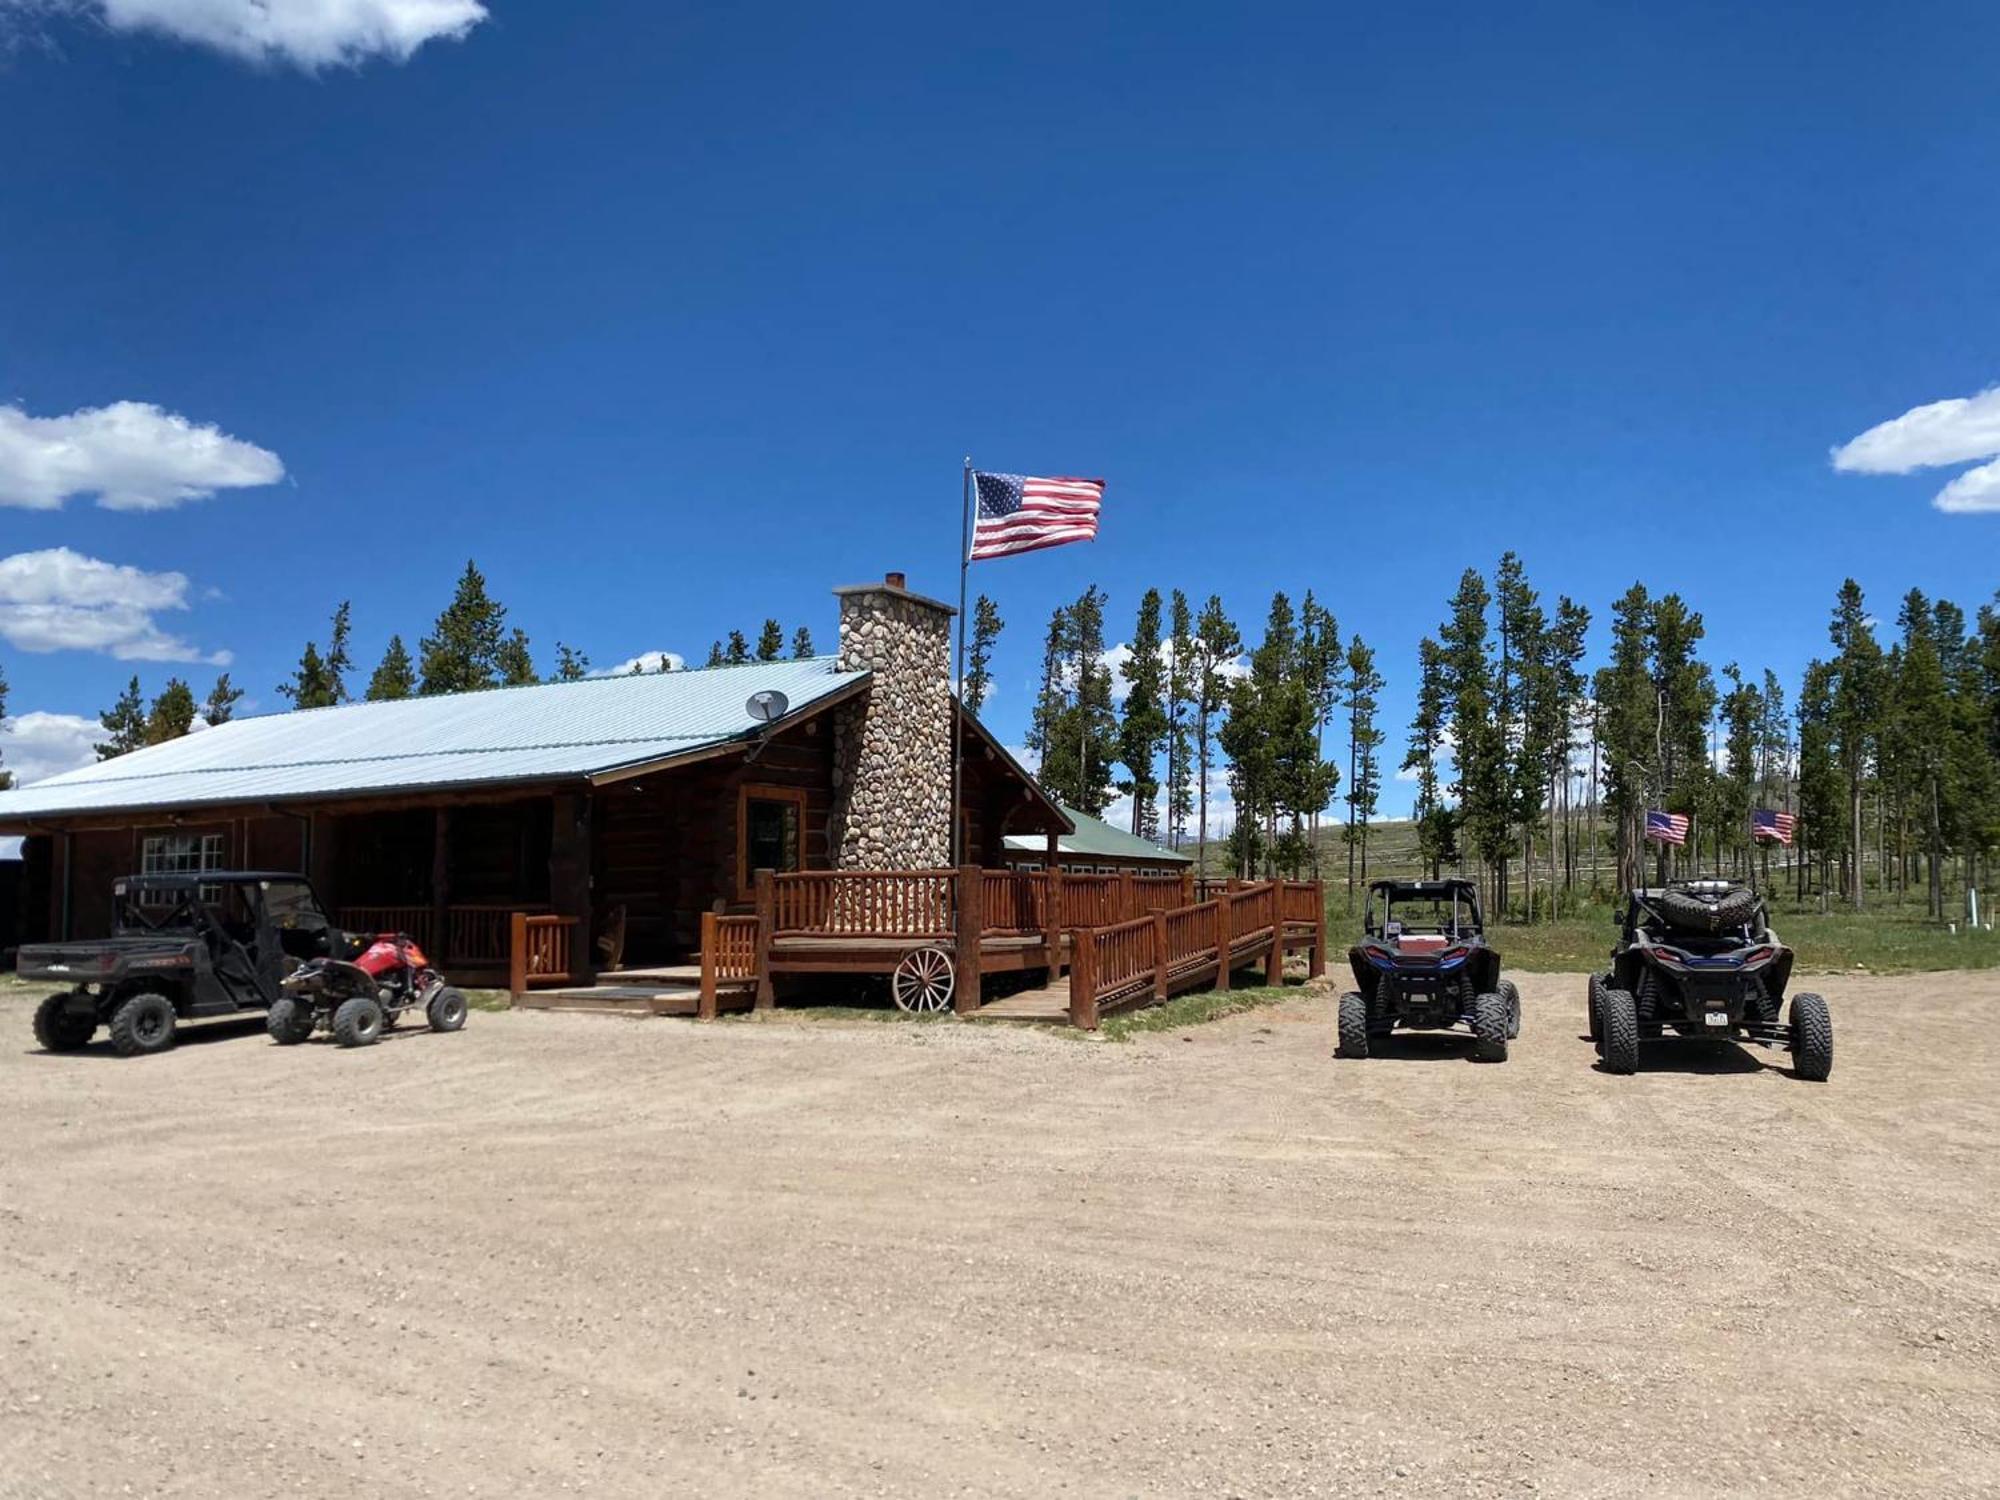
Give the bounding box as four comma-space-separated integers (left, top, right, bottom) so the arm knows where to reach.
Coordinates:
1152, 908, 1169, 1001
753, 868, 776, 1009
1212, 899, 1230, 991
1310, 879, 1328, 978
1180, 868, 1194, 907
1069, 929, 1098, 1030
1041, 868, 1062, 975
1263, 883, 1283, 986
698, 910, 719, 1022
954, 863, 983, 1015
508, 911, 528, 999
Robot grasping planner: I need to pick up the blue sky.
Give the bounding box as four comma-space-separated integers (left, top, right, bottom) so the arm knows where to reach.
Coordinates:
1, 0, 1996, 812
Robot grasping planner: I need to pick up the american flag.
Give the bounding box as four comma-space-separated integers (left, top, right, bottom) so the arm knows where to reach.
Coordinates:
1752, 809, 1796, 846
970, 471, 1104, 561
1646, 810, 1690, 846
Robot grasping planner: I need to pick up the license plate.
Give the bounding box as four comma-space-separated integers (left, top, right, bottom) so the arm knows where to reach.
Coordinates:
1703, 1011, 1729, 1028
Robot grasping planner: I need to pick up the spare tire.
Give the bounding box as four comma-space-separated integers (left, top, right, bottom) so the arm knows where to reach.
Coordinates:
1653, 887, 1761, 935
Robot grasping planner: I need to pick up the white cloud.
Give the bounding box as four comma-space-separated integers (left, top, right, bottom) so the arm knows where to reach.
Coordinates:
0, 548, 230, 663
0, 400, 284, 511
1935, 456, 2000, 515
600, 650, 686, 676
1832, 386, 2000, 516
0, 710, 99, 786
15, 0, 487, 68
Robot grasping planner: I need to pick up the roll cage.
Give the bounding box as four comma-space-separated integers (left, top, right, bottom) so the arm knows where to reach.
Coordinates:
1362, 879, 1484, 941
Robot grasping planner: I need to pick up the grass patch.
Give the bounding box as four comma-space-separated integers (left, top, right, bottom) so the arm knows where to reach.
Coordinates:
1098, 983, 1298, 1042
462, 988, 515, 1013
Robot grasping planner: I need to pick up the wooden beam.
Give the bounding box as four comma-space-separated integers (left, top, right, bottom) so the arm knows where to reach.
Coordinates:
753, 869, 776, 1008
953, 864, 983, 1015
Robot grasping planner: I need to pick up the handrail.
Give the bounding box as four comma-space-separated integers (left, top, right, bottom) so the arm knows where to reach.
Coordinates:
698, 912, 762, 1020
508, 912, 579, 995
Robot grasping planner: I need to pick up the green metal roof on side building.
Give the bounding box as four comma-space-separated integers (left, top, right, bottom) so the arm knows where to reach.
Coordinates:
1003, 804, 1191, 865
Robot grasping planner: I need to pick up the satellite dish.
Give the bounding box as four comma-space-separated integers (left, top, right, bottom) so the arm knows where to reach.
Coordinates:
746, 689, 790, 723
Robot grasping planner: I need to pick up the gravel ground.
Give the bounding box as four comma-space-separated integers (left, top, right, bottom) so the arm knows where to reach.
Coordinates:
1, 972, 1996, 1499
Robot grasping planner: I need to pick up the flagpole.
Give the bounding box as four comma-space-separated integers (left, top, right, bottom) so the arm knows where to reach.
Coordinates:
951, 457, 972, 866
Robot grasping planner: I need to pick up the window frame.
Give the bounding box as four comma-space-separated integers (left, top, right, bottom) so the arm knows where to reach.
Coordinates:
736, 784, 810, 899
138, 830, 227, 905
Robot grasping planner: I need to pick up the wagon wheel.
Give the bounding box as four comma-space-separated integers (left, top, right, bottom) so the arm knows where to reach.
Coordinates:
891, 947, 956, 1014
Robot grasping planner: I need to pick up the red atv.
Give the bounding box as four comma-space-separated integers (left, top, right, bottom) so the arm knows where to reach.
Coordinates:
267, 932, 468, 1049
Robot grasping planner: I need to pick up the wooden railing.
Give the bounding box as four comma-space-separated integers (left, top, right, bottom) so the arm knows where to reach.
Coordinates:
981, 870, 1043, 934
1067, 878, 1327, 1029
508, 913, 579, 994
769, 871, 954, 936
338, 906, 436, 952
698, 912, 762, 1020
342, 904, 550, 969
1280, 880, 1322, 924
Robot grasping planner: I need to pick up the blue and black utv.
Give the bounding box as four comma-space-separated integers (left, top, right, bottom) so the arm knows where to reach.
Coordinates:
1336, 878, 1519, 1062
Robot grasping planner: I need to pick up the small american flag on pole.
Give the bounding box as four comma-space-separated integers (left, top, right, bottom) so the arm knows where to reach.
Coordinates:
1752, 809, 1796, 846
1646, 810, 1690, 847
969, 472, 1104, 561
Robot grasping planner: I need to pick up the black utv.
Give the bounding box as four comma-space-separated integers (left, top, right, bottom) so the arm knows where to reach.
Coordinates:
21, 872, 339, 1057
1337, 878, 1519, 1062
1590, 879, 1832, 1080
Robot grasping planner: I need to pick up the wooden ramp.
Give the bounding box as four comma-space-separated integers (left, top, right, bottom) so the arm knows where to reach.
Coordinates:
973, 978, 1073, 1024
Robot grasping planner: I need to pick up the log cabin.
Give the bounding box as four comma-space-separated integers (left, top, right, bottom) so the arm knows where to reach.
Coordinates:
0, 573, 1073, 987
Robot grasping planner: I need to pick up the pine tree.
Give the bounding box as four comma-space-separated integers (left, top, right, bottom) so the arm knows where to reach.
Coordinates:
1718, 665, 1762, 877
725, 631, 751, 665
1165, 590, 1196, 849
792, 626, 815, 660
1826, 580, 1883, 907
367, 636, 416, 701
1221, 592, 1326, 876
1117, 589, 1168, 838
203, 674, 244, 727
756, 620, 785, 662
1648, 594, 1714, 882
553, 644, 591, 681
1298, 593, 1341, 871
1796, 660, 1841, 905
279, 602, 353, 709
1597, 583, 1656, 894
1404, 638, 1454, 878
1890, 590, 1951, 915
496, 628, 537, 686
1439, 570, 1506, 905
420, 561, 509, 695
96, 677, 148, 760
1191, 596, 1241, 869
706, 641, 726, 668
1341, 634, 1384, 893
1063, 586, 1119, 816
144, 679, 198, 745
1546, 599, 1591, 907
963, 595, 1002, 715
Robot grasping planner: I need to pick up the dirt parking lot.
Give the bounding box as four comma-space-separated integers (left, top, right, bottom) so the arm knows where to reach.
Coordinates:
2, 972, 1996, 1499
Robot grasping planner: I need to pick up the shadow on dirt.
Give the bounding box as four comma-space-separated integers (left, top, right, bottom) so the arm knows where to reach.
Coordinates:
1594, 1040, 1771, 1076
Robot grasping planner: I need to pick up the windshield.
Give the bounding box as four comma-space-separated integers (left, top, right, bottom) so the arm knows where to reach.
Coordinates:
114, 883, 198, 934
261, 881, 328, 930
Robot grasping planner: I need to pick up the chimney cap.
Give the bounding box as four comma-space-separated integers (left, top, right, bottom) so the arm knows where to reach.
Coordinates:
831, 573, 955, 616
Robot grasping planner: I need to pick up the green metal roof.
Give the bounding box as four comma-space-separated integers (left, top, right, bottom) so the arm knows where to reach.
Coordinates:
1003, 804, 1192, 864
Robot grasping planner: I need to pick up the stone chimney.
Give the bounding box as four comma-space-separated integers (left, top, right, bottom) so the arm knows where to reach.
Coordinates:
827, 572, 956, 869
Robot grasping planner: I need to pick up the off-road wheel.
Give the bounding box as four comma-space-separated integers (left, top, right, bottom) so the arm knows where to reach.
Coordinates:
1472, 991, 1509, 1062
106, 989, 178, 1057
1336, 992, 1369, 1059
332, 996, 385, 1049
1789, 992, 1833, 1082
426, 986, 468, 1033
32, 992, 96, 1053
265, 997, 316, 1045
1655, 886, 1760, 935
1499, 978, 1521, 1040
1598, 986, 1640, 1074
1588, 972, 1608, 1043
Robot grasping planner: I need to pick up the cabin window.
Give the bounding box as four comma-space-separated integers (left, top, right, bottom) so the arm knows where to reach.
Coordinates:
140, 832, 225, 903
738, 785, 808, 896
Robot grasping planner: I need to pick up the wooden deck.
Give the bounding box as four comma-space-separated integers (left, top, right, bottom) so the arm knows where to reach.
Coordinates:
507, 868, 1327, 1030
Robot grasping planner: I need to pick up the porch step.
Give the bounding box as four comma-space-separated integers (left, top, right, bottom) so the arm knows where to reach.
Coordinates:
515, 985, 702, 1018
974, 984, 1072, 1024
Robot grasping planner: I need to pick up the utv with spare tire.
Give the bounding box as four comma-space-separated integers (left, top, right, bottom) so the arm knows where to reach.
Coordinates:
1589, 879, 1831, 1080
20, 872, 336, 1057
1336, 878, 1519, 1062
